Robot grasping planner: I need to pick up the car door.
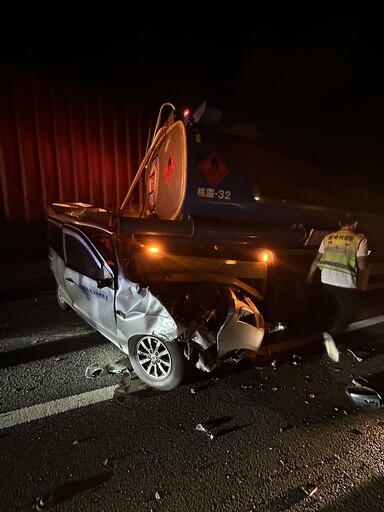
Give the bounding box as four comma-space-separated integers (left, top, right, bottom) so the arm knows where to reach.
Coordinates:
62, 228, 117, 341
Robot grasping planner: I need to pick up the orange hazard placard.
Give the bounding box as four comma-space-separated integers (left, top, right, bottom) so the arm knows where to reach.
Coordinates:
198, 152, 230, 187
163, 153, 177, 184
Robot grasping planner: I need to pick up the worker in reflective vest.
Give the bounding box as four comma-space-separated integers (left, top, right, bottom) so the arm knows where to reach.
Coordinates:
306, 213, 369, 362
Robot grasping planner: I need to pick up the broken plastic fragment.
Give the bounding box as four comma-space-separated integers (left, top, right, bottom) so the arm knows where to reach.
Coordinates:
85, 363, 104, 379
346, 385, 382, 408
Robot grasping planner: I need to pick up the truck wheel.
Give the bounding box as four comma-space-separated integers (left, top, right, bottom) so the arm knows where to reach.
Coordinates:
56, 285, 68, 311
264, 273, 308, 322
129, 335, 184, 391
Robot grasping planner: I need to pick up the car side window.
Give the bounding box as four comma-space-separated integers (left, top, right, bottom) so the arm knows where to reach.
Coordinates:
48, 220, 64, 260
64, 232, 104, 281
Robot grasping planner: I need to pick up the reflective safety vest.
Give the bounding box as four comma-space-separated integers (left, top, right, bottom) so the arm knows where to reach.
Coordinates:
317, 230, 365, 277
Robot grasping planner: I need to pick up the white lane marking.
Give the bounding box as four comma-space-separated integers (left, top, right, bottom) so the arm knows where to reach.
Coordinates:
345, 315, 384, 332
0, 386, 116, 429
0, 379, 148, 430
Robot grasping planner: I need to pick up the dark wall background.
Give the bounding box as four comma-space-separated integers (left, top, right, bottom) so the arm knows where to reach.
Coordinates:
0, 68, 154, 226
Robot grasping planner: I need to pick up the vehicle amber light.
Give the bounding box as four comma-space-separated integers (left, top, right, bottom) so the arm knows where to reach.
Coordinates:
258, 250, 276, 265
148, 246, 160, 254
225, 260, 236, 265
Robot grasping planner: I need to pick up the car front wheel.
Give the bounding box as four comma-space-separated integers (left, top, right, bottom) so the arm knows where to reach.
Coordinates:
129, 335, 184, 391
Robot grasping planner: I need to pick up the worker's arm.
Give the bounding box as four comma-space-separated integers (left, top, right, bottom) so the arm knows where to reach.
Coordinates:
357, 237, 369, 271
306, 252, 323, 284
357, 255, 368, 271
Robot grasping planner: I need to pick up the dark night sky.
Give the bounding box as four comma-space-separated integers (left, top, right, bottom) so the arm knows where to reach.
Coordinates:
2, 6, 384, 176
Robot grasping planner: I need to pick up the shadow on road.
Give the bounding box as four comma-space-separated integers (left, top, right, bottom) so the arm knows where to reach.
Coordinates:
0, 332, 107, 369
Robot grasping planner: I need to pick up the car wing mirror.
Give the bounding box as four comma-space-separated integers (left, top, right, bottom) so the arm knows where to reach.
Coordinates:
97, 277, 114, 289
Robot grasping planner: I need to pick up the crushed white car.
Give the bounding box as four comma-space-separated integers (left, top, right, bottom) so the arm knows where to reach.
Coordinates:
47, 205, 265, 391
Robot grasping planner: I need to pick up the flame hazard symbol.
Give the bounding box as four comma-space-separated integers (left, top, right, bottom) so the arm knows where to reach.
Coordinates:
198, 152, 230, 187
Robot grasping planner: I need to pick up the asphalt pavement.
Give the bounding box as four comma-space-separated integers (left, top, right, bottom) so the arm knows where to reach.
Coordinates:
0, 256, 55, 301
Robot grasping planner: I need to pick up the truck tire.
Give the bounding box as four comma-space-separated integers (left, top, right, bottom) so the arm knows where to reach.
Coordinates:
264, 272, 308, 323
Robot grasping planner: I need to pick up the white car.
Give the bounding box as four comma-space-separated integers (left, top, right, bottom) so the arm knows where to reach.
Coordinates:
47, 202, 265, 391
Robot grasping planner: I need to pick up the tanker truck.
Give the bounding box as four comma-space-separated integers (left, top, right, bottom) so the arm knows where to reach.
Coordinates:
47, 101, 384, 389
116, 101, 384, 322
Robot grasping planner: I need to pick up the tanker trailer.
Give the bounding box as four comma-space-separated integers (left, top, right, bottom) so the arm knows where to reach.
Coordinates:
117, 102, 384, 322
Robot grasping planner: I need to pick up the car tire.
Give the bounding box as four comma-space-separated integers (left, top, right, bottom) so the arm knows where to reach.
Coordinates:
56, 285, 68, 311
129, 335, 184, 391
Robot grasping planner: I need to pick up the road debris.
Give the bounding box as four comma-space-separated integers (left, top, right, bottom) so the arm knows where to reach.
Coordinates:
85, 358, 131, 379
301, 483, 318, 497
346, 348, 363, 362
195, 416, 237, 440
346, 385, 382, 408
292, 354, 301, 365
196, 423, 214, 440
85, 363, 104, 378
113, 370, 132, 402
267, 322, 286, 333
